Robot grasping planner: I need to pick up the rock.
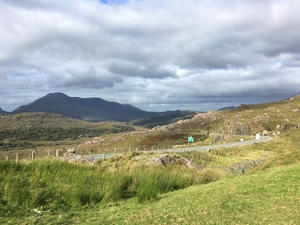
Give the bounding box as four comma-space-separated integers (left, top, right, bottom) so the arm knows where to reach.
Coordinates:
67, 148, 76, 153
231, 124, 249, 135
62, 148, 96, 165
147, 154, 203, 170
229, 159, 265, 174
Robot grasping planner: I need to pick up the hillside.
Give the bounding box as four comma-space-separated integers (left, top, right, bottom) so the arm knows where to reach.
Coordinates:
164, 94, 300, 135
130, 110, 197, 128
12, 92, 158, 122
1, 127, 300, 224
1, 94, 300, 224
0, 108, 9, 115
0, 112, 139, 151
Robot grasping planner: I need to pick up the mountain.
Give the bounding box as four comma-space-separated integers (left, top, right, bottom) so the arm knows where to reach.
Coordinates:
12, 92, 158, 122
130, 110, 197, 128
218, 106, 236, 111
0, 107, 9, 115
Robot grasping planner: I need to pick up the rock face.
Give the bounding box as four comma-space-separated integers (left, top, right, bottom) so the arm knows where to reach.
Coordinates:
231, 124, 249, 135
146, 154, 203, 170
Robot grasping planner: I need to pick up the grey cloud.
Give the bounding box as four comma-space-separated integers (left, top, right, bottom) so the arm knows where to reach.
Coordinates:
107, 60, 176, 78
49, 66, 123, 89
1, 0, 300, 112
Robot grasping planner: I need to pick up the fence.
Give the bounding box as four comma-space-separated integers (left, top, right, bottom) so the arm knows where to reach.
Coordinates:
0, 136, 271, 162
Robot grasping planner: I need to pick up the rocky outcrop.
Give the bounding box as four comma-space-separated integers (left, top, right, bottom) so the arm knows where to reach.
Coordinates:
62, 148, 96, 164
231, 124, 249, 135
229, 159, 266, 174
146, 154, 203, 170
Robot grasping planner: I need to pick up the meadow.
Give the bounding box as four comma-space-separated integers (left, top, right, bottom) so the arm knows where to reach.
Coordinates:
0, 129, 299, 224
1, 96, 300, 224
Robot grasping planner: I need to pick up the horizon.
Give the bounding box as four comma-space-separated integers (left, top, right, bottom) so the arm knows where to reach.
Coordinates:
1, 91, 297, 113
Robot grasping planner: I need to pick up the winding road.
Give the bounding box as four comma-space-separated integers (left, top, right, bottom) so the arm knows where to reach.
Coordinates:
88, 136, 271, 161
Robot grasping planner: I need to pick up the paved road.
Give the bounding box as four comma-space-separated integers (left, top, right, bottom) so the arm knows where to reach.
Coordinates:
88, 136, 271, 161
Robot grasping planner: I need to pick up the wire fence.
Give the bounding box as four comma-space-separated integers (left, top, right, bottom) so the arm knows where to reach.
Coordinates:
0, 136, 271, 162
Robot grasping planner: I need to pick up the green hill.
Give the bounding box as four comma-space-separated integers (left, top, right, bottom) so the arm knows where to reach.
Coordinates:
0, 112, 137, 151
1, 95, 300, 224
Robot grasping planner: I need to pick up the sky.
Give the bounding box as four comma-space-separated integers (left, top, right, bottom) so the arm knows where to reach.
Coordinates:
1, 0, 300, 112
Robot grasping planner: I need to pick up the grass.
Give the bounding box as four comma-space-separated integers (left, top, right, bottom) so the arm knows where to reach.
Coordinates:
1, 96, 300, 224
0, 156, 222, 223
2, 162, 299, 224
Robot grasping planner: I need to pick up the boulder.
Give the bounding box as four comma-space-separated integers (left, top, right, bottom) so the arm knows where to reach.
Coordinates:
147, 154, 203, 170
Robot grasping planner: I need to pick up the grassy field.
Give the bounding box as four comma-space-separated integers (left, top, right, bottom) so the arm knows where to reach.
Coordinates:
1, 129, 300, 224
58, 163, 300, 225
1, 96, 300, 224
1, 161, 299, 224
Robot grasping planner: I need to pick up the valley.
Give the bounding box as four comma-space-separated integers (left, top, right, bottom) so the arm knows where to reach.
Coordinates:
0, 94, 300, 224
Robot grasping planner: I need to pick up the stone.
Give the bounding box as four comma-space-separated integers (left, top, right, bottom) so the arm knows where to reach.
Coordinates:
146, 154, 203, 170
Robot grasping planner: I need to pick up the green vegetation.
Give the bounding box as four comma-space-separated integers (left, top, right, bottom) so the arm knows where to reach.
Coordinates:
0, 113, 136, 150
0, 126, 134, 150
0, 156, 221, 223
0, 95, 300, 224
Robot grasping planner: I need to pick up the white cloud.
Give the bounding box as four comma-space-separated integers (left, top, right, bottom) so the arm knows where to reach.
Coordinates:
0, 0, 300, 112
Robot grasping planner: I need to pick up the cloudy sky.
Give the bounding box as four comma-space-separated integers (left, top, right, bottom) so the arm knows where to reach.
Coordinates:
1, 0, 300, 112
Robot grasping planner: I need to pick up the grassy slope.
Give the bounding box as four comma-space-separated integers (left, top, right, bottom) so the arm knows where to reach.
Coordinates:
4, 162, 299, 224
1, 96, 300, 224
0, 112, 139, 130
89, 164, 300, 225
165, 95, 300, 134
1, 129, 300, 224
0, 112, 144, 153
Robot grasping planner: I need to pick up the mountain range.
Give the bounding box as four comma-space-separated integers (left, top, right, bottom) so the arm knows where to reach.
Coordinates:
11, 92, 160, 122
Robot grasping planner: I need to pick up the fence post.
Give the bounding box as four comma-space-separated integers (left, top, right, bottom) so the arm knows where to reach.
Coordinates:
6, 156, 8, 161
32, 150, 35, 160
56, 150, 59, 157
16, 153, 19, 162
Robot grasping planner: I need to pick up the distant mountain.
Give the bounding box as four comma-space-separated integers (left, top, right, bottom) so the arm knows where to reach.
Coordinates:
130, 110, 197, 128
218, 106, 236, 111
12, 92, 158, 122
0, 107, 9, 115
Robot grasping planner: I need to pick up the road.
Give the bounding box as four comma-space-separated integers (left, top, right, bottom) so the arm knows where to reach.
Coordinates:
88, 136, 271, 161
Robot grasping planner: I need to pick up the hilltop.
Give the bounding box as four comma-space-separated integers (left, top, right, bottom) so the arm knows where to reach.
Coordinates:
164, 94, 300, 135
8, 92, 197, 124
12, 92, 158, 122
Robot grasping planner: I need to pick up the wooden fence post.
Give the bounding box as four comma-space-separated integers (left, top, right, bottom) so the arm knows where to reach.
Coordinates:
16, 153, 19, 162
32, 150, 35, 160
